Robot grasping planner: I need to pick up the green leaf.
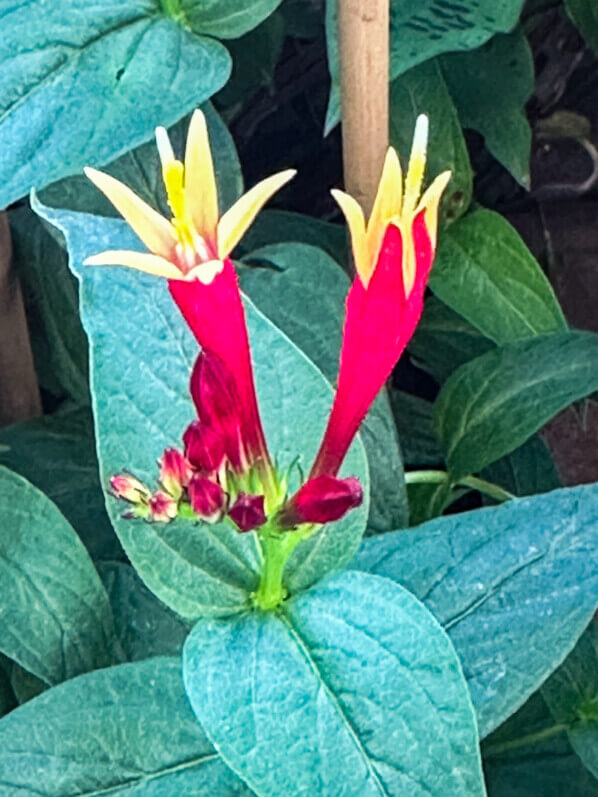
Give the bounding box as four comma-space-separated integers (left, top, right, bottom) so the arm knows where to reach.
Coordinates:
0, 2, 232, 208
482, 435, 560, 497
441, 30, 534, 186
9, 207, 88, 404
215, 12, 284, 110
390, 59, 472, 223
0, 657, 251, 795
239, 243, 408, 532
565, 0, 598, 52
184, 570, 485, 796
429, 210, 567, 346
100, 562, 189, 661
39, 101, 242, 220
325, 0, 526, 132
181, 0, 284, 39
236, 209, 348, 266
433, 330, 598, 479
483, 692, 598, 797
35, 204, 369, 619
542, 619, 598, 780
390, 390, 442, 467
409, 296, 495, 384
0, 466, 115, 687
351, 481, 598, 737
0, 406, 120, 561
10, 665, 45, 706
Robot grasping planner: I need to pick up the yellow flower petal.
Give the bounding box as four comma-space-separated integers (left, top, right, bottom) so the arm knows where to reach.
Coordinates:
84, 168, 178, 258
83, 250, 182, 280
331, 188, 371, 286
402, 114, 429, 219
185, 258, 225, 285
415, 170, 452, 249
184, 109, 219, 246
366, 147, 402, 273
217, 169, 296, 258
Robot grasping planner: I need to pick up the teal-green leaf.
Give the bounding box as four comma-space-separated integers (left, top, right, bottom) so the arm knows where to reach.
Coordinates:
542, 619, 598, 780
182, 0, 284, 39
390, 59, 472, 223
483, 692, 598, 796
351, 482, 598, 737
0, 466, 115, 687
0, 657, 251, 795
565, 0, 598, 52
433, 330, 598, 479
429, 210, 567, 346
0, 406, 119, 561
35, 204, 368, 619
0, 2, 231, 208
409, 296, 495, 384
239, 242, 407, 532
9, 206, 88, 404
183, 570, 485, 796
100, 562, 189, 662
38, 102, 242, 220
441, 30, 534, 186
482, 435, 560, 498
325, 0, 526, 132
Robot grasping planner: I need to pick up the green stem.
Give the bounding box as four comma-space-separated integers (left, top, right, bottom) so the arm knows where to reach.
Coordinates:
160, 0, 183, 17
404, 470, 514, 503
253, 533, 302, 611
483, 723, 568, 757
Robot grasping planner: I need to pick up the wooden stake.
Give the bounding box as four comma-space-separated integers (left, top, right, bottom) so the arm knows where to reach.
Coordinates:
337, 0, 389, 216
0, 212, 42, 425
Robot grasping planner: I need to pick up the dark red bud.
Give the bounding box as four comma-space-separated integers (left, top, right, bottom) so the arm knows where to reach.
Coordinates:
280, 475, 363, 527
159, 448, 192, 499
190, 352, 245, 470
188, 475, 226, 521
183, 421, 225, 473
228, 492, 266, 533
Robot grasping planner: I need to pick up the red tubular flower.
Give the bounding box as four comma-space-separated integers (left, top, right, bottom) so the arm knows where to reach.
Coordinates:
279, 475, 363, 527
310, 115, 450, 480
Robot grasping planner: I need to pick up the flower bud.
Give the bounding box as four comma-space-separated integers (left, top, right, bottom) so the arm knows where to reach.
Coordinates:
110, 473, 150, 504
279, 475, 363, 527
190, 352, 245, 470
188, 475, 226, 522
159, 448, 192, 499
228, 492, 266, 532
148, 491, 178, 522
183, 420, 225, 474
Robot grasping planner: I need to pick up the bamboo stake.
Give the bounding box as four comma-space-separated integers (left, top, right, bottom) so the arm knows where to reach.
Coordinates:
337, 0, 390, 216
0, 212, 42, 425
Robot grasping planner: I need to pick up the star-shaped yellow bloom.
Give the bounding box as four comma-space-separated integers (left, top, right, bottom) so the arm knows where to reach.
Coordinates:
331, 115, 451, 293
84, 110, 296, 284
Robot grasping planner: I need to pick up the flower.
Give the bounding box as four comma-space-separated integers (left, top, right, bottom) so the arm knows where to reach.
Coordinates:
84, 109, 288, 500
84, 109, 295, 284
148, 491, 178, 522
307, 115, 451, 481
229, 493, 267, 533
188, 475, 226, 522
278, 476, 363, 526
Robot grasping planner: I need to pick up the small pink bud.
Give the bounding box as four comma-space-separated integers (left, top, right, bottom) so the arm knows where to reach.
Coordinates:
229, 492, 266, 532
159, 448, 192, 499
148, 491, 178, 523
110, 473, 150, 504
188, 475, 226, 522
183, 421, 225, 474
279, 475, 363, 527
